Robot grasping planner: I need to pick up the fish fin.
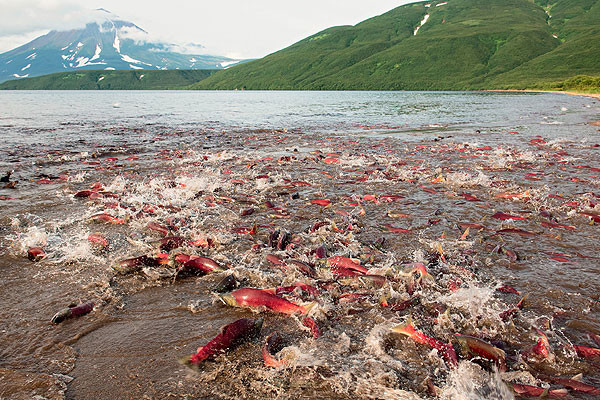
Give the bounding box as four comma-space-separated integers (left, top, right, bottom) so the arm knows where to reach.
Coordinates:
517, 294, 529, 309
379, 291, 390, 307
178, 355, 200, 371
571, 373, 583, 382
391, 316, 416, 337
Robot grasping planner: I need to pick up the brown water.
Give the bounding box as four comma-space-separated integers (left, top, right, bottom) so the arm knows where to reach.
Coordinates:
1, 91, 600, 399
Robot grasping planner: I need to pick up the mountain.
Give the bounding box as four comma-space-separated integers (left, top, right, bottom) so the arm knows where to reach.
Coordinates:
191, 0, 600, 91
0, 9, 244, 83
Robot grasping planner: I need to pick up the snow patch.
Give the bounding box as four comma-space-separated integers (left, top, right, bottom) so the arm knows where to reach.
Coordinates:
105, 67, 115, 70
21, 64, 31, 71
189, 58, 197, 62
98, 76, 105, 82
113, 32, 121, 53
75, 57, 90, 68
77, 42, 84, 48
414, 14, 430, 35
6, 60, 13, 64
220, 60, 240, 68
121, 54, 153, 66
12, 73, 29, 78
425, 3, 431, 7
129, 64, 143, 70
90, 44, 102, 61
139, 74, 145, 80
25, 53, 37, 60
436, 1, 448, 6
61, 42, 72, 51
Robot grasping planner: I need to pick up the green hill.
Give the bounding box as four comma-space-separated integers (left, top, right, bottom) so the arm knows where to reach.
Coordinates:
191, 0, 600, 91
0, 69, 216, 90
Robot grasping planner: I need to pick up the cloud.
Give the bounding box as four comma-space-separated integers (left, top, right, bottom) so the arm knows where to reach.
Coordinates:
0, 0, 108, 35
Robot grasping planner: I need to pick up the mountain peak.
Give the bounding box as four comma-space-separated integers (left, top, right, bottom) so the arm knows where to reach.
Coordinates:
0, 11, 245, 83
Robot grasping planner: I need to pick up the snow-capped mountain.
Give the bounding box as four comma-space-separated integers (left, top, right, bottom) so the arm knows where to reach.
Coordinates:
0, 9, 243, 83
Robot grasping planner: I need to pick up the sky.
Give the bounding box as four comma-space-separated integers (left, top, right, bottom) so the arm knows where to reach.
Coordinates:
0, 0, 416, 59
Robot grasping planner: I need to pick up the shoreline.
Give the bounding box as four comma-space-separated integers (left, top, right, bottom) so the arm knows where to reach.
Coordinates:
489, 89, 600, 100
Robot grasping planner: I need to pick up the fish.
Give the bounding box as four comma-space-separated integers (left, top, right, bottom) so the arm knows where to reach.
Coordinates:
310, 199, 331, 206
90, 213, 125, 224
114, 255, 159, 274
275, 283, 320, 299
27, 247, 46, 262
51, 302, 94, 324
180, 318, 263, 369
147, 222, 170, 236
392, 317, 457, 367
220, 288, 313, 315
523, 329, 551, 360
573, 344, 600, 361
74, 190, 94, 198
182, 256, 227, 274
550, 376, 600, 395
455, 335, 506, 371
302, 316, 321, 338
579, 211, 600, 223
159, 236, 185, 251
383, 224, 413, 233
541, 221, 576, 231
495, 228, 536, 236
510, 383, 568, 398
286, 260, 317, 278
491, 211, 528, 220
495, 190, 530, 200
262, 331, 287, 368
496, 285, 520, 295
499, 294, 527, 321
327, 256, 368, 274
88, 232, 108, 248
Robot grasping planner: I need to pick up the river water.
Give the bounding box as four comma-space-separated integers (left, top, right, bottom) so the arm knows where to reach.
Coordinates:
1, 90, 599, 399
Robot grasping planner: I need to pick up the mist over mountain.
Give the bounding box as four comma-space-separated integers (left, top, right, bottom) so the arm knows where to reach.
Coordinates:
0, 9, 244, 83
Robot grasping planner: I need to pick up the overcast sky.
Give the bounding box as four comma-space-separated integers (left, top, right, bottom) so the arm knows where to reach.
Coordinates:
0, 0, 416, 58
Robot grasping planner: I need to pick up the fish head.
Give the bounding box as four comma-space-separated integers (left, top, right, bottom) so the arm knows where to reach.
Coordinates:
253, 317, 264, 335
219, 293, 239, 307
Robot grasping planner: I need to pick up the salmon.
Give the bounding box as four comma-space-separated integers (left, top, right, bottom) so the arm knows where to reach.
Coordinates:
180, 318, 263, 368
392, 317, 457, 367
455, 335, 506, 371
220, 288, 313, 315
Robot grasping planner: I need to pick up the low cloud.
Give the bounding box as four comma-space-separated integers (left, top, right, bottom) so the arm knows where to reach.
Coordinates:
0, 1, 109, 35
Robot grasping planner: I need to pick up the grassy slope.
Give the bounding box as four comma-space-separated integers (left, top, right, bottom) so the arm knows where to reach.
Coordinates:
487, 0, 600, 88
0, 69, 216, 90
193, 0, 599, 91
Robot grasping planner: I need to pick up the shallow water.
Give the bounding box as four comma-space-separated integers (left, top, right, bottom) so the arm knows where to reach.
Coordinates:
1, 90, 600, 399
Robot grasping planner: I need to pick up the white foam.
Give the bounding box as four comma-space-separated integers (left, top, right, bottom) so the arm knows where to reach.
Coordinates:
440, 362, 514, 400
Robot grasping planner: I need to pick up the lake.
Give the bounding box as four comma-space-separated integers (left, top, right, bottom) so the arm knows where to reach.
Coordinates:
1, 90, 599, 399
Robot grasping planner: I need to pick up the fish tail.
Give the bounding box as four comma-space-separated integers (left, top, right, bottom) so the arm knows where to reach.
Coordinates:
178, 355, 200, 371
302, 301, 317, 315
391, 316, 416, 338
